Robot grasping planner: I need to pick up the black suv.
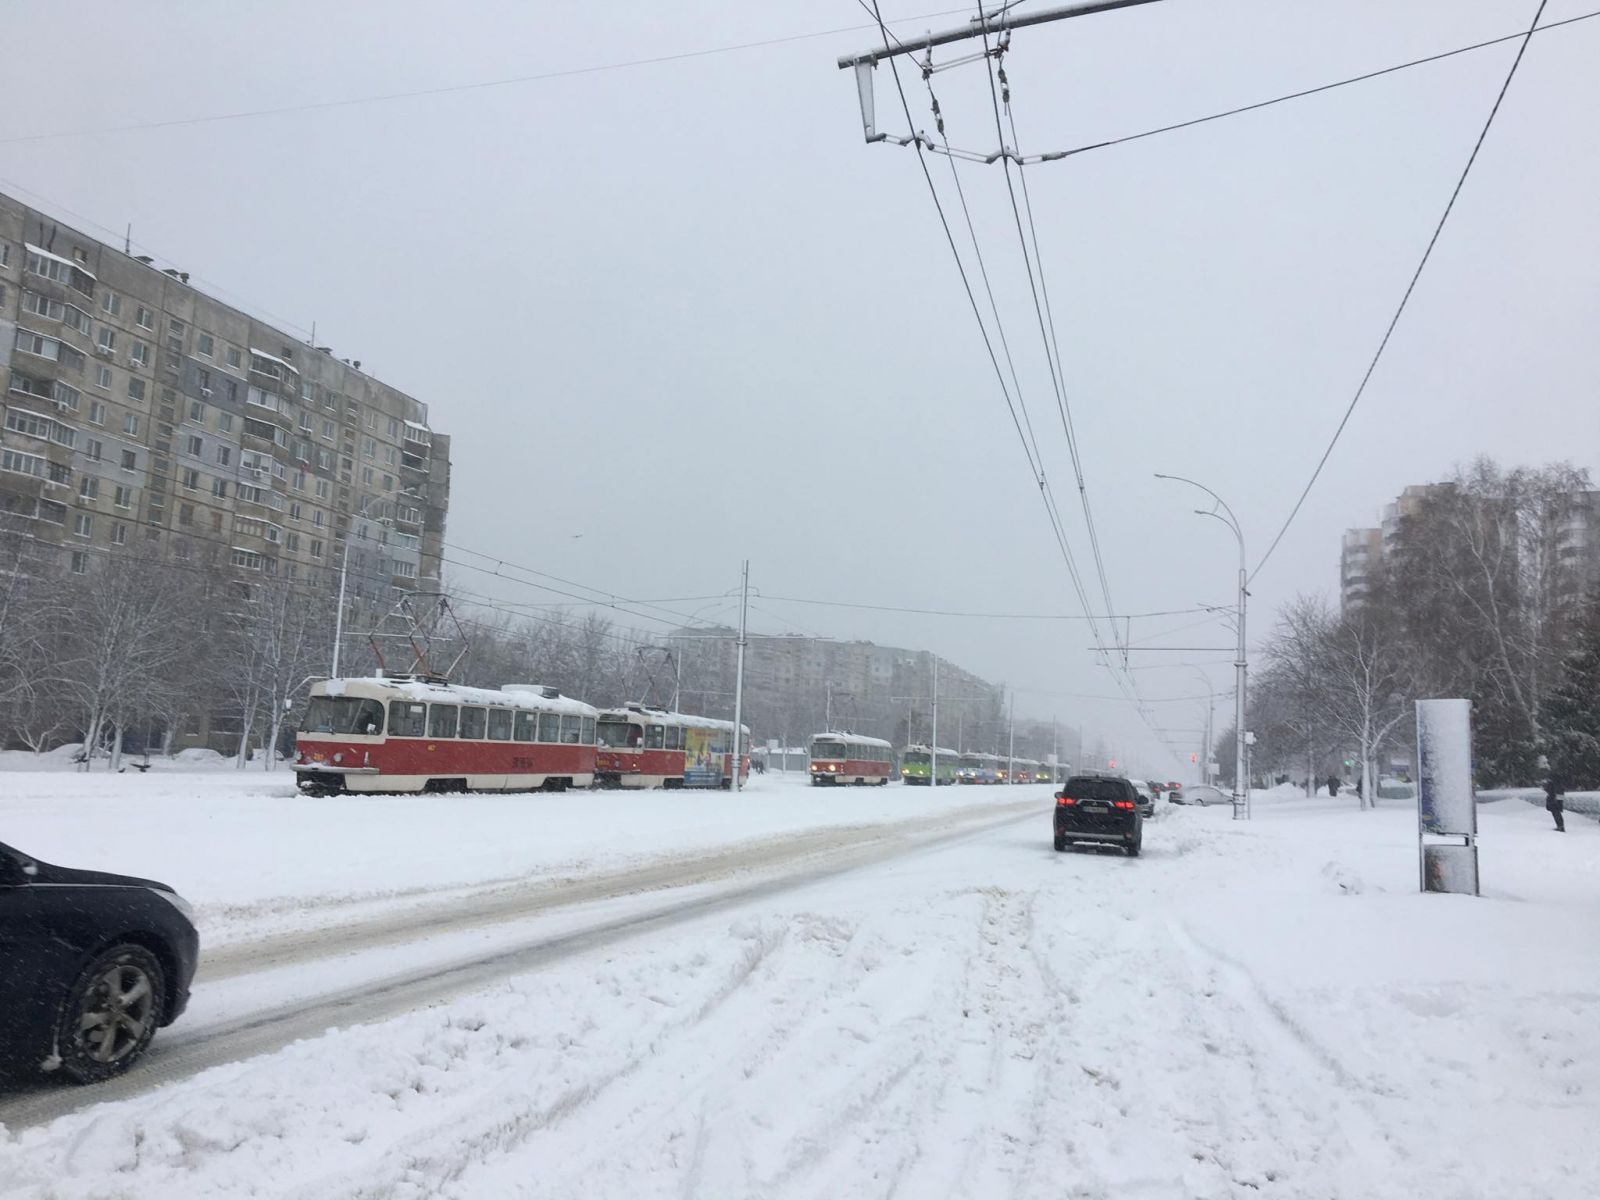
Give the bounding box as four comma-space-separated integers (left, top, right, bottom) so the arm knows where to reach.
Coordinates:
1053, 774, 1143, 856
0, 841, 199, 1083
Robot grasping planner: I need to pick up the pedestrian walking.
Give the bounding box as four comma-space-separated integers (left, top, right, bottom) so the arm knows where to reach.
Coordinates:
1327, 774, 1341, 798
1544, 772, 1566, 833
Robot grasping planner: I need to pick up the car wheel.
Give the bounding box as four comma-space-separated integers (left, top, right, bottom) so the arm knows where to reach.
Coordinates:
1195, 797, 1206, 806
54, 944, 166, 1083
1127, 838, 1142, 858
1053, 835, 1067, 852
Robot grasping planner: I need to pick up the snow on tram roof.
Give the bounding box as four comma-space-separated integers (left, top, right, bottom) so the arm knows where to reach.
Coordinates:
903, 744, 960, 757
314, 676, 597, 717
596, 704, 749, 735
809, 731, 893, 749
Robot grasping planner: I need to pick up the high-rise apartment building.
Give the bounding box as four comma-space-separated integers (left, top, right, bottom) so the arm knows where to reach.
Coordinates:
0, 192, 449, 604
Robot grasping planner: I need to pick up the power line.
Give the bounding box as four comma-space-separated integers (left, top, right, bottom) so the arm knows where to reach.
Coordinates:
754, 592, 1209, 621
0, 8, 973, 147
1250, 0, 1552, 582
878, 9, 1600, 166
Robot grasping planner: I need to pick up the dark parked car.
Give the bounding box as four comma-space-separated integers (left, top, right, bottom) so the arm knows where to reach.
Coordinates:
1053, 774, 1143, 856
0, 841, 198, 1083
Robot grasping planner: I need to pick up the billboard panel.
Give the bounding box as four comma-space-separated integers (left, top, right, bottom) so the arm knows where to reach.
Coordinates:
1416, 698, 1475, 836
682, 727, 721, 788
1423, 843, 1479, 896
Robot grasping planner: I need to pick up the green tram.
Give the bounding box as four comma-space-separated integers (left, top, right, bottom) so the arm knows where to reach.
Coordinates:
899, 744, 960, 786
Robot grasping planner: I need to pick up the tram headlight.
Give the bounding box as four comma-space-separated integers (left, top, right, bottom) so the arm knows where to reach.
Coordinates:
333, 752, 345, 764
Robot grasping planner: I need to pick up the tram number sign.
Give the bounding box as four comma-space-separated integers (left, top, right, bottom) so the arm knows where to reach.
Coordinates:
511, 756, 535, 771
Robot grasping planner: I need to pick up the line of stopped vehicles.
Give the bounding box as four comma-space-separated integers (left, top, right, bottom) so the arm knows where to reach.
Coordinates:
1, 674, 1224, 1087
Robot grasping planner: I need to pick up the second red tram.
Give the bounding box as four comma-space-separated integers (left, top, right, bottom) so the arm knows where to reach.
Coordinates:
807, 732, 894, 786
593, 703, 750, 789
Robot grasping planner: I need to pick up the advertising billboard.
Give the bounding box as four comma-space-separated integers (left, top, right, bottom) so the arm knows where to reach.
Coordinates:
1416, 698, 1475, 836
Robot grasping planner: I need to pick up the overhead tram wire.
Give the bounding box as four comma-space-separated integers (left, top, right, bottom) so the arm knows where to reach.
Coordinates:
1250, 0, 1552, 583
0, 8, 977, 147
867, 10, 1600, 167
857, 0, 1110, 655
979, 18, 1121, 658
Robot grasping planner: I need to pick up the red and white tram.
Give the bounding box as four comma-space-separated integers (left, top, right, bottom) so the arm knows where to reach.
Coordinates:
593, 703, 750, 789
807, 732, 894, 786
294, 676, 598, 794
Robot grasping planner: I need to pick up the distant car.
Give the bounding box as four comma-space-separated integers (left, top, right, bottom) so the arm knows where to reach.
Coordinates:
1130, 779, 1156, 818
1171, 783, 1229, 807
1053, 774, 1142, 856
0, 841, 199, 1083
1166, 781, 1182, 794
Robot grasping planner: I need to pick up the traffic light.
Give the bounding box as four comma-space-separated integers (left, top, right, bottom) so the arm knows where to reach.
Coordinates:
1190, 752, 1198, 763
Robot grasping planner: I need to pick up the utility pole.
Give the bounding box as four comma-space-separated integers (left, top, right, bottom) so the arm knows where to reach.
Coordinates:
1156, 473, 1249, 819
930, 653, 939, 788
1006, 689, 1016, 784
331, 539, 350, 678
731, 560, 749, 795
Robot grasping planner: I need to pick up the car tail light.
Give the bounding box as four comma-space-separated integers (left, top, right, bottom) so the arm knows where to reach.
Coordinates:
1113, 799, 1135, 810
1056, 795, 1076, 806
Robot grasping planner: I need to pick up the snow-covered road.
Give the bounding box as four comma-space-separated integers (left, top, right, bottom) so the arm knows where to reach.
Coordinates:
2, 771, 1598, 1198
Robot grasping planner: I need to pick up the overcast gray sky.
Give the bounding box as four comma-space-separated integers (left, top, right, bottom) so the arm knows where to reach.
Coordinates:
6, 0, 1597, 774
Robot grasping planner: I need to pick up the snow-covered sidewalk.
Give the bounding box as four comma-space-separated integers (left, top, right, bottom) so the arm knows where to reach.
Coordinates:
2, 781, 1597, 1198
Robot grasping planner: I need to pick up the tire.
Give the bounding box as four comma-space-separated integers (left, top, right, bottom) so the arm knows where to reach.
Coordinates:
1053, 834, 1068, 852
54, 944, 166, 1084
1126, 837, 1142, 858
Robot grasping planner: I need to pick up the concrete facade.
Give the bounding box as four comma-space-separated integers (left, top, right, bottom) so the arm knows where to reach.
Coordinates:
0, 192, 448, 605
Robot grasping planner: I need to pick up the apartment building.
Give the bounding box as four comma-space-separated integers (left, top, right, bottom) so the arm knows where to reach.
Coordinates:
669, 627, 1004, 747
1339, 527, 1383, 612
0, 192, 449, 606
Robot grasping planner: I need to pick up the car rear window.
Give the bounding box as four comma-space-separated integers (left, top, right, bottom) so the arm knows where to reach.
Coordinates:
1061, 777, 1131, 801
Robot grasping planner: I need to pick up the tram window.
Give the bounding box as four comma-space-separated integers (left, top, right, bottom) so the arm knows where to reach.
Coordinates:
665, 726, 683, 751
560, 714, 581, 744
581, 717, 596, 744
303, 696, 385, 735
711, 730, 729, 754
537, 712, 560, 743
459, 706, 486, 739
388, 702, 427, 738
645, 724, 664, 750
428, 704, 458, 738
514, 712, 536, 742
487, 708, 513, 741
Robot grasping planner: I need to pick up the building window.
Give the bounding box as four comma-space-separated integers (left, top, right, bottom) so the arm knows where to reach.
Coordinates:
181, 468, 200, 490
100, 290, 122, 316
179, 503, 194, 526
127, 378, 146, 403
47, 461, 71, 485
79, 476, 99, 500
310, 538, 324, 558
166, 319, 186, 354
313, 509, 325, 528
86, 439, 104, 462
95, 365, 112, 389
231, 548, 263, 570
120, 449, 137, 471
186, 434, 203, 456
226, 346, 241, 369
123, 413, 140, 436
97, 327, 116, 353
111, 522, 127, 546
73, 513, 92, 538
314, 479, 329, 499
135, 305, 154, 330
130, 341, 149, 367
216, 446, 232, 467
188, 400, 204, 424
197, 333, 214, 358
114, 485, 132, 509
88, 400, 106, 426
1, 449, 45, 478
212, 478, 228, 499
70, 550, 88, 574
218, 412, 234, 433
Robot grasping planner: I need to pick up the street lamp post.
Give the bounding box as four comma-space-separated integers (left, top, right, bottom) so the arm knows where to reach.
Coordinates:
1156, 473, 1249, 820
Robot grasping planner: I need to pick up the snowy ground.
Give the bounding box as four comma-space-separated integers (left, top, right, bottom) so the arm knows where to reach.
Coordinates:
1, 772, 1597, 1198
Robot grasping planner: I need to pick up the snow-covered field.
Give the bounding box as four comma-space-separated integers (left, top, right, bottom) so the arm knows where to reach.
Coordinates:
1, 771, 1597, 1198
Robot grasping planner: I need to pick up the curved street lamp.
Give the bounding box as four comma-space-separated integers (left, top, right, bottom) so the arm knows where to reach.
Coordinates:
1156, 473, 1249, 819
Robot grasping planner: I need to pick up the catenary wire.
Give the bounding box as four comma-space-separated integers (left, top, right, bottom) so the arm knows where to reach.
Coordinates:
868, 9, 1600, 166
1249, 0, 1551, 583
0, 8, 975, 147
